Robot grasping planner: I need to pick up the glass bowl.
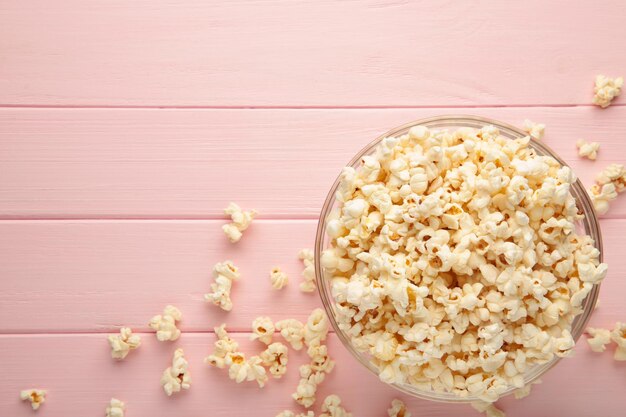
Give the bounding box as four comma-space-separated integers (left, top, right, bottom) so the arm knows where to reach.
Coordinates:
315, 115, 602, 403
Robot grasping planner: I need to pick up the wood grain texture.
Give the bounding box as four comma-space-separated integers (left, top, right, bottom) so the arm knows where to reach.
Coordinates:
0, 219, 623, 334
2, 106, 626, 219
0, 333, 624, 417
1, 0, 625, 107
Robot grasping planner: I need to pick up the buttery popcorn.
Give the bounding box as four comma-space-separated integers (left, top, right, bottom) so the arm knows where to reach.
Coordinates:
20, 389, 46, 410
149, 305, 182, 342
161, 348, 191, 396
276, 319, 305, 350
471, 401, 506, 417
522, 119, 545, 140
592, 75, 623, 108
319, 395, 352, 417
611, 322, 626, 361
251, 316, 275, 345
513, 379, 541, 400
575, 140, 599, 160
270, 266, 289, 290
205, 324, 239, 368
108, 327, 141, 359
205, 324, 268, 387
260, 342, 289, 377
105, 398, 125, 417
589, 163, 626, 214
275, 412, 315, 417
293, 310, 335, 408
205, 260, 240, 311
585, 327, 611, 352
299, 249, 317, 292
323, 125, 608, 401
387, 399, 411, 417
222, 202, 257, 243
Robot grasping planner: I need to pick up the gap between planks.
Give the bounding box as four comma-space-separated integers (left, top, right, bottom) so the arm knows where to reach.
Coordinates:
0, 103, 624, 111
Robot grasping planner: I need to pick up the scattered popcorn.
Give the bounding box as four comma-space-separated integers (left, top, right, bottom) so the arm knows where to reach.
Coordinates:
589, 164, 626, 214
522, 119, 545, 140
592, 74, 623, 108
513, 379, 541, 400
611, 322, 626, 361
107, 327, 141, 359
226, 352, 269, 387
471, 401, 506, 417
205, 260, 240, 311
293, 310, 335, 408
270, 266, 289, 290
585, 327, 612, 352
299, 249, 317, 292
575, 140, 600, 160
323, 125, 608, 401
222, 202, 257, 243
260, 342, 289, 378
589, 183, 617, 215
319, 395, 352, 417
251, 316, 275, 345
205, 324, 239, 368
276, 319, 305, 350
387, 399, 411, 417
205, 324, 268, 387
304, 308, 330, 348
293, 364, 327, 408
105, 398, 125, 417
149, 305, 182, 342
20, 389, 46, 410
161, 348, 191, 396
275, 412, 315, 417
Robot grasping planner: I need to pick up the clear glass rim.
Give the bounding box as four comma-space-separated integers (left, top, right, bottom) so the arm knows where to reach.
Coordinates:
315, 114, 602, 403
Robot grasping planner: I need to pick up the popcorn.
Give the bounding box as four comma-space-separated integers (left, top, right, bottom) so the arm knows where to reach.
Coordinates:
575, 140, 600, 160
387, 399, 411, 417
149, 305, 182, 342
105, 398, 125, 417
206, 324, 268, 387
275, 412, 314, 417
20, 389, 46, 410
161, 348, 191, 395
270, 266, 289, 290
611, 322, 626, 361
299, 249, 317, 292
292, 364, 326, 408
319, 395, 352, 417
251, 316, 275, 345
323, 125, 608, 401
522, 119, 545, 140
205, 261, 240, 311
205, 324, 239, 368
260, 342, 289, 377
222, 202, 257, 243
108, 327, 141, 359
276, 319, 305, 350
471, 401, 506, 417
589, 183, 617, 215
513, 379, 541, 400
304, 308, 330, 348
585, 327, 612, 352
592, 74, 623, 108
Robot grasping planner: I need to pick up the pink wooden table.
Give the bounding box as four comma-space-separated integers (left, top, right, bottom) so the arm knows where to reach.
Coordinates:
1, 1, 625, 416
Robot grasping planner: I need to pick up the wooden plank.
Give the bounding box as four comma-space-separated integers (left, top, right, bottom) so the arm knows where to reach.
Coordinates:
0, 333, 624, 416
0, 219, 623, 334
0, 0, 625, 107
2, 106, 626, 219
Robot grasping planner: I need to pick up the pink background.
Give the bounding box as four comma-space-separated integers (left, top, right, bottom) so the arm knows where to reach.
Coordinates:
0, 1, 625, 416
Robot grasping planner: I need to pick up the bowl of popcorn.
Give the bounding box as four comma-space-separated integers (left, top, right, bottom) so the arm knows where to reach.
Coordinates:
315, 115, 607, 403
